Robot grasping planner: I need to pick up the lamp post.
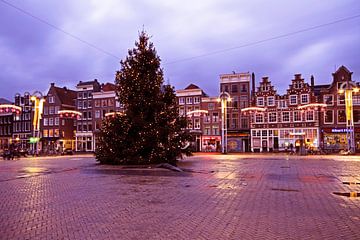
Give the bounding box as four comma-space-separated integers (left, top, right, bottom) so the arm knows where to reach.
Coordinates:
30, 91, 45, 156
218, 92, 231, 154
338, 80, 359, 153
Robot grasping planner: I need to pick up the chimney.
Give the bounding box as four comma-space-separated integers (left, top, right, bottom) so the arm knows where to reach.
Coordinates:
251, 72, 255, 94
51, 83, 55, 87
310, 75, 315, 89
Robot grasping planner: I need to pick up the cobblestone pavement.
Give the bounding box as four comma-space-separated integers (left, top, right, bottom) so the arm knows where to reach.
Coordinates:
1, 154, 360, 240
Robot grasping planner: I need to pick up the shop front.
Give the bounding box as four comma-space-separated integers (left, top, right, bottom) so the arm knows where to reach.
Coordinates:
251, 128, 319, 152
227, 131, 250, 152
202, 136, 221, 152
322, 128, 360, 152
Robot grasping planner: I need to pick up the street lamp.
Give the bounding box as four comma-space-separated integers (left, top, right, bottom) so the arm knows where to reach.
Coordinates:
30, 91, 45, 155
218, 92, 231, 154
338, 80, 359, 153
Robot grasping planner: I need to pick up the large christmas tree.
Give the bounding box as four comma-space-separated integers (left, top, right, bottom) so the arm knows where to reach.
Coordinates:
95, 31, 192, 165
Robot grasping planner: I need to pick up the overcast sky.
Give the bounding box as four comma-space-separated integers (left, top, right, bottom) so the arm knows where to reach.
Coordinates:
0, 0, 360, 100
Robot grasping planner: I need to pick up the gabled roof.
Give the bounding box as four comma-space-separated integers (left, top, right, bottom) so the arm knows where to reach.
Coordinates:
102, 83, 116, 92
53, 86, 77, 106
0, 98, 12, 104
185, 84, 201, 90
334, 65, 351, 74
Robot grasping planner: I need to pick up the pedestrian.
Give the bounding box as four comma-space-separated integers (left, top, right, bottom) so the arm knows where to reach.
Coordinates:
290, 143, 294, 153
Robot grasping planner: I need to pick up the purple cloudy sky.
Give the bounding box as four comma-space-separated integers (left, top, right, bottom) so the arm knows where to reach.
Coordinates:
0, 0, 360, 100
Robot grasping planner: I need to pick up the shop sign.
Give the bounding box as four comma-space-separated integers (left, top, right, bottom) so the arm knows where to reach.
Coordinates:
331, 129, 351, 133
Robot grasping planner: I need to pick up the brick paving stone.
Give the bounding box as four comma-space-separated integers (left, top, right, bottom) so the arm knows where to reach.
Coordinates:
0, 154, 360, 239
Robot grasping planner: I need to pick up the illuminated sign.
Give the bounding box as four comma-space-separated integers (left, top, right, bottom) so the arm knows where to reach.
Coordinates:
331, 129, 351, 133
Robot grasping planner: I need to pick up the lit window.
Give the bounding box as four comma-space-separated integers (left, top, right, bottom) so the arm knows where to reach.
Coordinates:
337, 110, 346, 123
323, 95, 334, 105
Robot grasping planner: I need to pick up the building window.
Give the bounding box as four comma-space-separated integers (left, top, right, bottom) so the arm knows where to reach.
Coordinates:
48, 96, 54, 103
95, 110, 100, 119
77, 92, 82, 99
49, 129, 53, 137
54, 129, 59, 137
241, 118, 248, 128
62, 119, 65, 126
44, 118, 48, 126
306, 111, 314, 121
257, 97, 264, 106
338, 110, 346, 123
208, 103, 215, 110
323, 94, 334, 105
55, 106, 60, 114
268, 112, 277, 123
212, 113, 218, 122
241, 84, 247, 93
354, 110, 360, 123
49, 106, 55, 114
255, 113, 264, 123
278, 100, 287, 109
212, 126, 219, 135
88, 100, 92, 108
231, 113, 238, 128
231, 84, 238, 93
55, 117, 59, 126
186, 97, 193, 104
108, 99, 114, 107
289, 95, 297, 105
194, 119, 200, 129
337, 95, 345, 105
301, 94, 309, 104
95, 100, 101, 107
102, 100, 107, 107
43, 130, 48, 137
267, 97, 275, 106
43, 107, 48, 115
205, 127, 210, 135
294, 111, 302, 122
179, 98, 185, 105
282, 112, 290, 122
324, 110, 333, 124
49, 118, 54, 126
78, 101, 82, 109
194, 97, 200, 104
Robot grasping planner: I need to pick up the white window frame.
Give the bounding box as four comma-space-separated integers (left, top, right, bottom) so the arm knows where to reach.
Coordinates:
267, 96, 275, 106
337, 95, 345, 106
324, 110, 334, 124
282, 112, 290, 122
268, 112, 277, 123
323, 94, 334, 106
49, 118, 54, 126
43, 118, 48, 126
194, 97, 200, 104
306, 110, 314, 122
179, 97, 185, 105
186, 97, 193, 104
289, 95, 297, 105
301, 94, 309, 104
55, 117, 59, 126
48, 96, 55, 103
194, 118, 201, 129
255, 113, 264, 123
293, 111, 302, 122
257, 97, 264, 107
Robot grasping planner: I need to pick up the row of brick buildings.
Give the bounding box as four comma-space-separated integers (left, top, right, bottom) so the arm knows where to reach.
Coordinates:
0, 79, 121, 153
175, 66, 360, 152
0, 65, 359, 153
